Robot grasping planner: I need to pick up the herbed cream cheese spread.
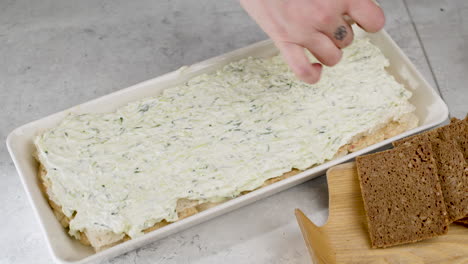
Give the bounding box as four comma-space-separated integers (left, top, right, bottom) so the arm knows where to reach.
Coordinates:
35, 38, 416, 238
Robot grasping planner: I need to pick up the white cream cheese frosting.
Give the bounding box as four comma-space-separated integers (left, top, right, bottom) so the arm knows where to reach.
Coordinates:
35, 38, 416, 238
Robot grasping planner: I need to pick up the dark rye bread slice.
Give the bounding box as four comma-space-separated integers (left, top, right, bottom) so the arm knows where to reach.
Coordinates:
395, 134, 468, 222
356, 142, 449, 248
455, 217, 468, 227
451, 115, 468, 223
393, 117, 468, 158
430, 138, 468, 222
441, 117, 468, 160
392, 118, 468, 222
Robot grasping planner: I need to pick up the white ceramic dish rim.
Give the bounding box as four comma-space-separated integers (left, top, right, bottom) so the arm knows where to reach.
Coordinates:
7, 28, 449, 263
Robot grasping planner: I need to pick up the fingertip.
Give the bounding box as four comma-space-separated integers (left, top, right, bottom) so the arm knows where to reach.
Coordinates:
366, 6, 386, 32
324, 49, 343, 67
375, 8, 386, 32
314, 47, 342, 67
295, 63, 322, 84
275, 41, 323, 84
348, 0, 386, 33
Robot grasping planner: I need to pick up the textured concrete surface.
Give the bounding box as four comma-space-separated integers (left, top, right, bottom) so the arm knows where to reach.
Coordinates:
404, 0, 468, 118
0, 0, 466, 263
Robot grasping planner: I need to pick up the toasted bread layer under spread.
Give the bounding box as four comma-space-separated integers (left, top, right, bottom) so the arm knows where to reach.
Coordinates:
34, 38, 421, 251
38, 116, 417, 251
35, 38, 417, 242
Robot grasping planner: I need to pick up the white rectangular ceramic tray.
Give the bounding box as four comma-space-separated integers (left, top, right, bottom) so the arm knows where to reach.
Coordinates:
7, 27, 448, 263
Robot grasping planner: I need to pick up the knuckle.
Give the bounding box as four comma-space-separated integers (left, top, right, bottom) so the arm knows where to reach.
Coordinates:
340, 31, 354, 47
333, 25, 351, 43
315, 12, 334, 26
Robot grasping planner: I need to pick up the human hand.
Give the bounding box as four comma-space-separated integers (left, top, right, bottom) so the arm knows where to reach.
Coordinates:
240, 0, 385, 83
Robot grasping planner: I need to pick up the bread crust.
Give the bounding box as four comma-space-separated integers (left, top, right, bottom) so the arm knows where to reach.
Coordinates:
37, 115, 417, 251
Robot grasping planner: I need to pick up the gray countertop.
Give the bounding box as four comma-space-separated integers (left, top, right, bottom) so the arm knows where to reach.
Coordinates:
1, 0, 466, 263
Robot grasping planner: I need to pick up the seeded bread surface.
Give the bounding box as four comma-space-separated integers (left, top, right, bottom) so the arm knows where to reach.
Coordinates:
356, 142, 449, 248
393, 117, 468, 223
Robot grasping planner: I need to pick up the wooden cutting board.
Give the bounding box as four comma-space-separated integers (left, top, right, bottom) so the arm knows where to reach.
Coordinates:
295, 162, 468, 264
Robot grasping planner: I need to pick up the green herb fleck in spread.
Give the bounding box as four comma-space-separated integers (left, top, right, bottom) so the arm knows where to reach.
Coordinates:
34, 39, 415, 239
